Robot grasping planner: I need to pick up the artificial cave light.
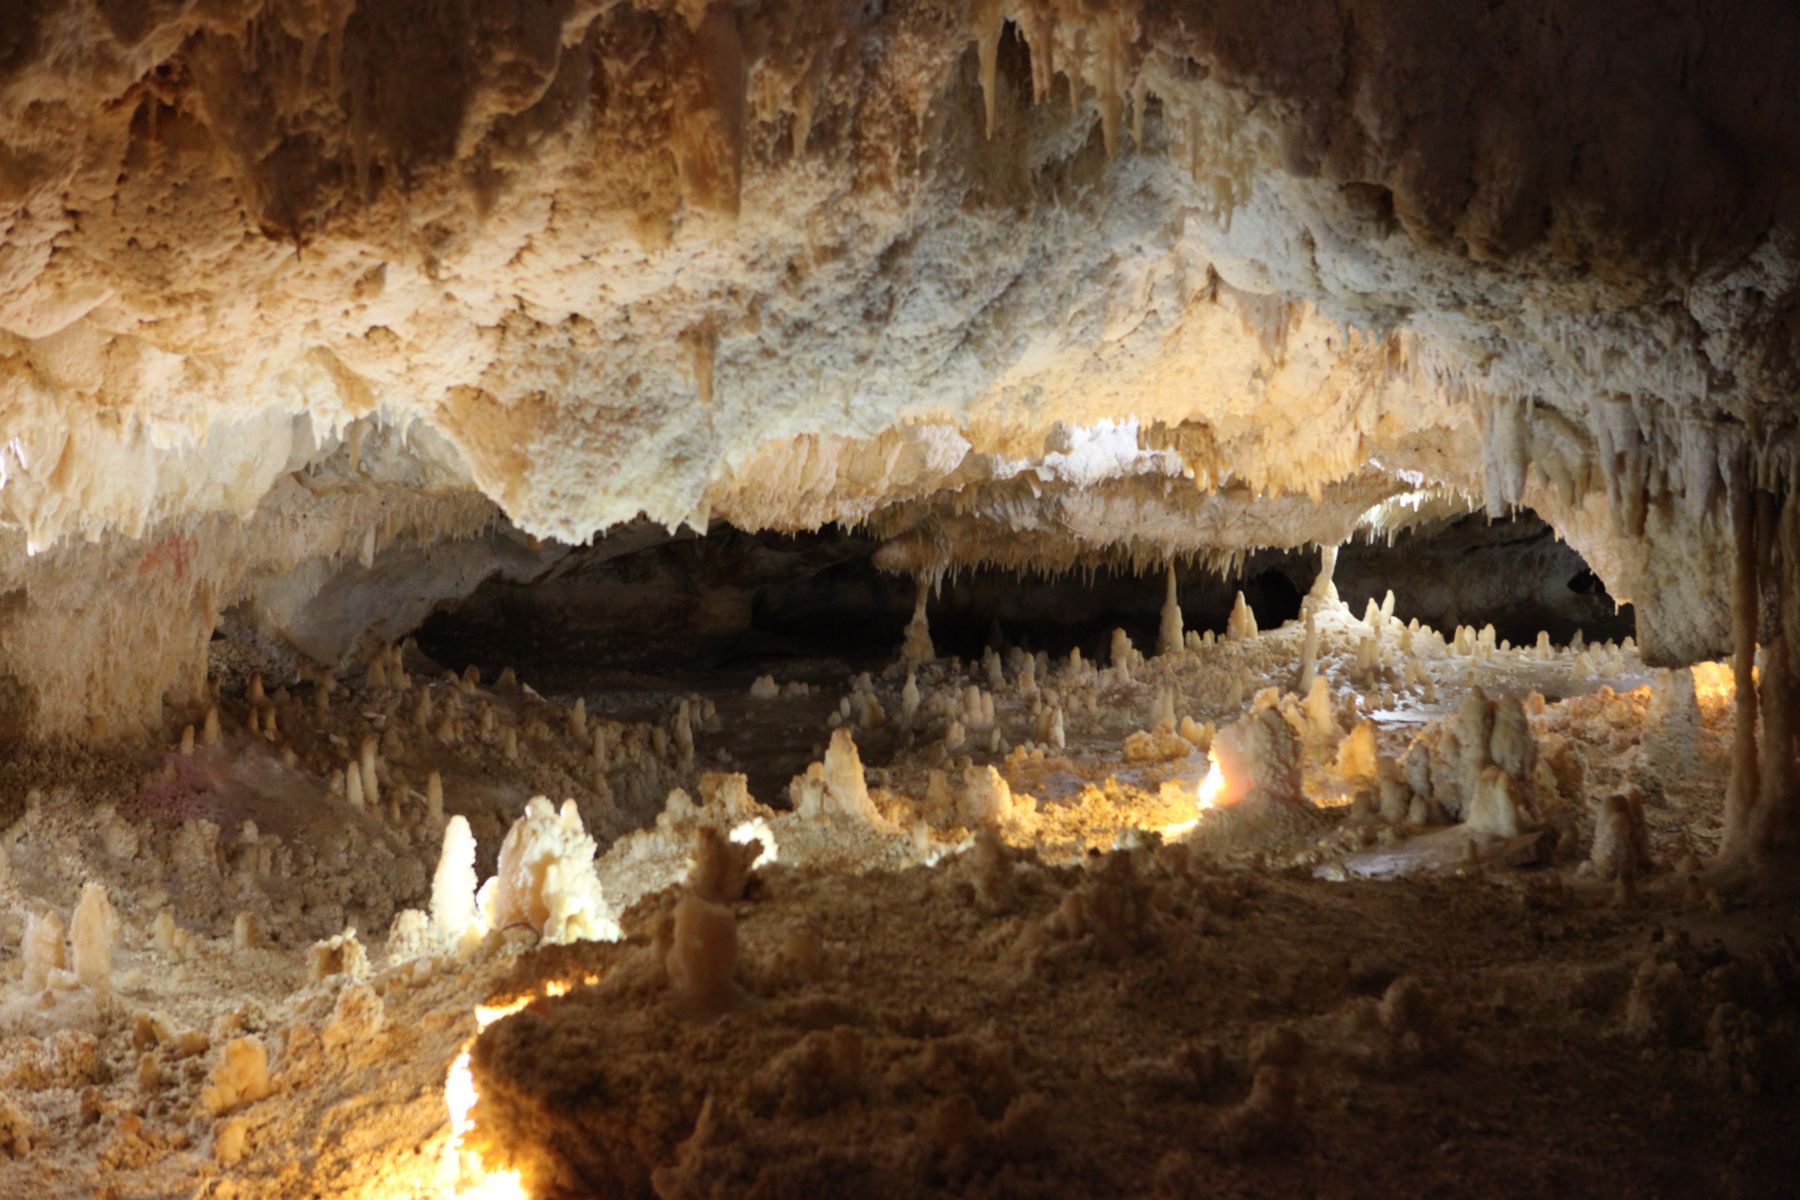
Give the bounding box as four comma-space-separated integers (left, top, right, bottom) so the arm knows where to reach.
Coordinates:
443, 974, 603, 1199
1158, 758, 1230, 840
442, 1048, 527, 1200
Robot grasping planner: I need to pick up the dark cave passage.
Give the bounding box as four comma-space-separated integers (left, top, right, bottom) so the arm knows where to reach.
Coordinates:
416, 511, 1634, 692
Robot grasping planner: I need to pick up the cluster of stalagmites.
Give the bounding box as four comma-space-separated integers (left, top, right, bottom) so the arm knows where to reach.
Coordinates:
451, 550, 1788, 1194
470, 819, 1314, 1194
473, 796, 1772, 1197
766, 568, 1674, 873
0, 635, 738, 1170
0, 538, 1759, 1187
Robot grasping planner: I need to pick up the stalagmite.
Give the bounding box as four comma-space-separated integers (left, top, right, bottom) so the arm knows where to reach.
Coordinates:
1180, 716, 1211, 749
151, 911, 194, 961
21, 911, 66, 991
1376, 759, 1412, 823
200, 1037, 270, 1116
202, 707, 221, 747
426, 771, 445, 828
1335, 721, 1378, 789
1489, 694, 1534, 782
901, 580, 935, 666
960, 765, 1024, 826
675, 708, 696, 769
1111, 628, 1137, 679
1158, 566, 1184, 657
1296, 611, 1319, 694
1301, 677, 1336, 742
1308, 544, 1341, 607
666, 894, 739, 1016
1465, 767, 1524, 837
432, 816, 483, 955
963, 685, 995, 730
359, 737, 381, 809
69, 883, 117, 994
749, 674, 780, 700
345, 763, 365, 810
570, 698, 588, 742
1227, 592, 1258, 641
1592, 793, 1650, 881
791, 728, 890, 828
824, 728, 877, 819
481, 799, 620, 945
1151, 686, 1177, 732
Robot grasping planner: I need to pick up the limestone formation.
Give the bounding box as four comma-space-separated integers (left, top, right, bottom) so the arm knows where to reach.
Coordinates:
0, 3, 1795, 1195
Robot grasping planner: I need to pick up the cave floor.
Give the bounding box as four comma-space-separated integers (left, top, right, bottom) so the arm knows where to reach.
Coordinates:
0, 605, 1789, 1198
473, 857, 1800, 1200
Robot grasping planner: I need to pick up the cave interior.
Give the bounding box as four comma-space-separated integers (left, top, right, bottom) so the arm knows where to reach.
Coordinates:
0, 2, 1798, 1197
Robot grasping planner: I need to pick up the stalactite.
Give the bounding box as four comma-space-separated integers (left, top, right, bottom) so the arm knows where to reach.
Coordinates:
974, 0, 1004, 139
1721, 463, 1795, 867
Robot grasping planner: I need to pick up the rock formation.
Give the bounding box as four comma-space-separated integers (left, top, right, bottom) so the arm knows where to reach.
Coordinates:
0, 3, 1798, 1196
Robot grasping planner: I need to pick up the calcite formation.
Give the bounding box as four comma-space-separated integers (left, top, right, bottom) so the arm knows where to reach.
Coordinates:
3, 4, 1800, 1197
0, 0, 1796, 734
